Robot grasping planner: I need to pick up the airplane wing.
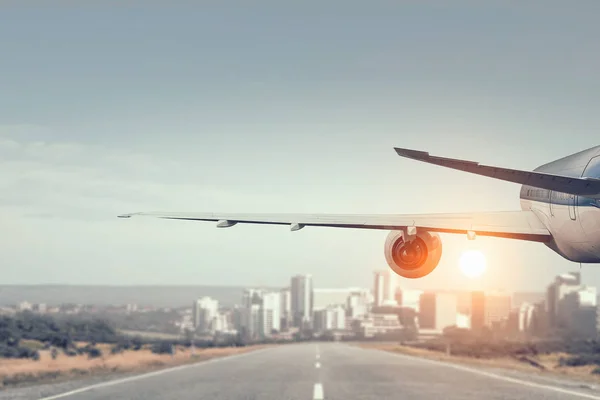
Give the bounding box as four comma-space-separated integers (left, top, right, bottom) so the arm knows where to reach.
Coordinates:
118, 210, 551, 242
395, 147, 600, 197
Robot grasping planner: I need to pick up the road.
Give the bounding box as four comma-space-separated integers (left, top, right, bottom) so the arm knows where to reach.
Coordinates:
5, 342, 600, 400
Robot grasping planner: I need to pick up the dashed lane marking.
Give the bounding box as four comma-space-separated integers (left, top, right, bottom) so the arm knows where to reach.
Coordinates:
313, 383, 324, 400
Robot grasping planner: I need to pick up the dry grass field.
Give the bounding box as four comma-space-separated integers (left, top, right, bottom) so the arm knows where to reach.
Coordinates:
356, 342, 600, 383
119, 330, 183, 340
0, 344, 265, 388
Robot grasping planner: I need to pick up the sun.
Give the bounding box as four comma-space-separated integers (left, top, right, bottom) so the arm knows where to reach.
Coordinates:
459, 250, 487, 278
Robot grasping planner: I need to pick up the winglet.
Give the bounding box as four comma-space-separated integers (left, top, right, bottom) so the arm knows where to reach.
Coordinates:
118, 213, 142, 218
394, 147, 430, 159
394, 147, 479, 166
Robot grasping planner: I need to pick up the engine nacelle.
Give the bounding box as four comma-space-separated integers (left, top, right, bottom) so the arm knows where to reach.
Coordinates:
384, 229, 443, 279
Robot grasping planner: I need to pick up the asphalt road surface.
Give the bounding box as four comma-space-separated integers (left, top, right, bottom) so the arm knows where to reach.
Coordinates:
6, 342, 600, 400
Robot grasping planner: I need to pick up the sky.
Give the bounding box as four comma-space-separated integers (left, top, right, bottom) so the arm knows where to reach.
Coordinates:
1, 2, 600, 292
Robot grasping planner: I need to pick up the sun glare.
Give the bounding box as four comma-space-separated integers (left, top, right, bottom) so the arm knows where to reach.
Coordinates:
459, 250, 487, 278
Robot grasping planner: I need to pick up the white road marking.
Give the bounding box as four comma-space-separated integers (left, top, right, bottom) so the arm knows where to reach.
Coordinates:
313, 383, 324, 400
315, 361, 321, 368
372, 347, 600, 399
39, 348, 269, 400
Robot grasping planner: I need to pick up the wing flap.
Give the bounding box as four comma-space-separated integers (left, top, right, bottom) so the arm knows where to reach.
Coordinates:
395, 147, 600, 197
119, 210, 551, 242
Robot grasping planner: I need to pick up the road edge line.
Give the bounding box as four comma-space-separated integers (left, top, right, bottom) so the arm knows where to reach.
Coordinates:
39, 347, 270, 400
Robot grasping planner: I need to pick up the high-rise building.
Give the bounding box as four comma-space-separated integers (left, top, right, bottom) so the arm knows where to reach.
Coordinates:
240, 288, 263, 337
240, 289, 281, 338
546, 284, 557, 328
279, 288, 292, 330
456, 313, 470, 329
518, 302, 536, 333
212, 313, 231, 333
530, 302, 548, 336
313, 305, 346, 333
418, 292, 458, 331
544, 272, 585, 330
470, 291, 485, 332
456, 291, 472, 314
559, 286, 597, 338
260, 291, 281, 336
347, 289, 370, 318
484, 291, 511, 327
373, 270, 397, 307
242, 289, 263, 309
506, 309, 519, 335
192, 297, 219, 332
232, 306, 244, 331
374, 272, 384, 307
546, 272, 581, 329
395, 288, 403, 307
291, 275, 314, 328
419, 292, 436, 329
246, 304, 261, 338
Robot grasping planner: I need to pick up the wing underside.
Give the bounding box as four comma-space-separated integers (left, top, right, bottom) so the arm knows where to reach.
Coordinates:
118, 210, 551, 242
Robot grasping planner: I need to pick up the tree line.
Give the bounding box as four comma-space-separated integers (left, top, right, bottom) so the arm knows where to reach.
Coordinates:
0, 311, 282, 360
0, 311, 119, 360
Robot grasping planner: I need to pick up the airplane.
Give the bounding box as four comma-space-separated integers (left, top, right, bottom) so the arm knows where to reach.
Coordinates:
118, 145, 600, 279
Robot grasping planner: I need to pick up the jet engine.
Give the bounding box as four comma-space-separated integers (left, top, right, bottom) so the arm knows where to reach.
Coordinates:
384, 229, 442, 279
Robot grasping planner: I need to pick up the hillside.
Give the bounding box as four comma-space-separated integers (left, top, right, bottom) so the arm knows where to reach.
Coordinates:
0, 285, 277, 308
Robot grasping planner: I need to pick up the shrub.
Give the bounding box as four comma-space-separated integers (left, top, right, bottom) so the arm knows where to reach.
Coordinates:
131, 336, 143, 351
87, 347, 103, 359
558, 354, 600, 367
151, 341, 174, 355
0, 345, 19, 358
17, 347, 34, 359
63, 349, 78, 357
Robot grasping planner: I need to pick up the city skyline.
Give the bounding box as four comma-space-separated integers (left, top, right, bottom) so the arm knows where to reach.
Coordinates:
185, 268, 597, 340
8, 267, 592, 343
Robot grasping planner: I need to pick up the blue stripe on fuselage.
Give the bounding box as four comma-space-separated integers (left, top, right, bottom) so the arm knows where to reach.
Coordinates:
519, 186, 600, 208
520, 145, 600, 208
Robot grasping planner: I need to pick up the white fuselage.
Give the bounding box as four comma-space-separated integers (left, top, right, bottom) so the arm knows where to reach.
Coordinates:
520, 197, 600, 263
517, 145, 600, 263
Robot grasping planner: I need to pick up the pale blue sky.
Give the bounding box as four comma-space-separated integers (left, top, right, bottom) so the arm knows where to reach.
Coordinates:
1, 2, 599, 292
